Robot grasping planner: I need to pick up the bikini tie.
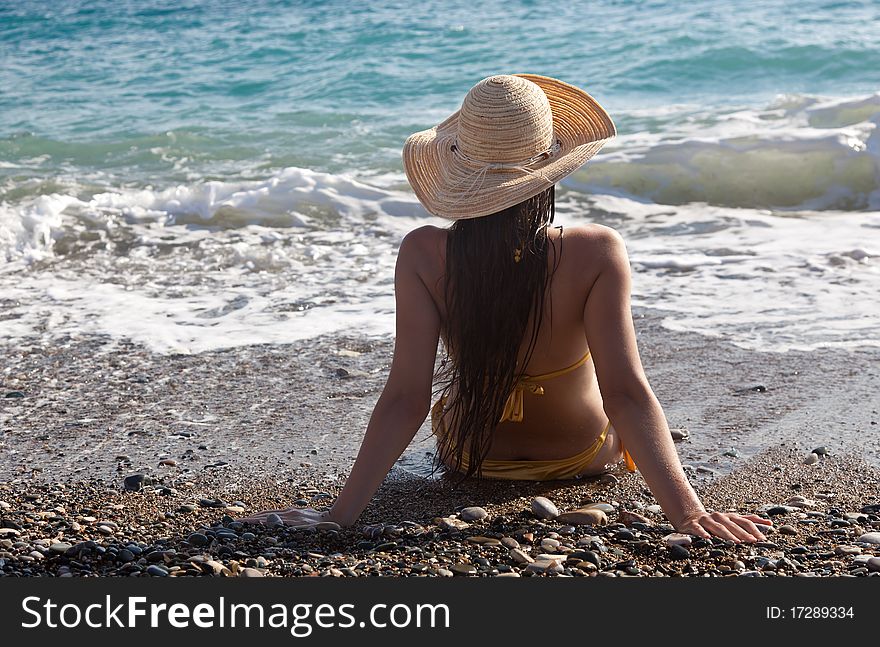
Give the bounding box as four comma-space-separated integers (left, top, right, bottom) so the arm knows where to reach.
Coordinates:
498, 350, 592, 424
500, 381, 545, 423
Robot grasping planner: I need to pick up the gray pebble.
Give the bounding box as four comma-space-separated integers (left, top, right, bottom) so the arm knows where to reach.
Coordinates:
188, 533, 209, 546
459, 507, 488, 522
147, 565, 169, 577
531, 497, 559, 520
49, 542, 72, 555
123, 474, 148, 492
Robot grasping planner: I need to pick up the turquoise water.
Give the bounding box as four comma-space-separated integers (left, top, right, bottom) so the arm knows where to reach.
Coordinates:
1, 1, 879, 355
2, 0, 879, 183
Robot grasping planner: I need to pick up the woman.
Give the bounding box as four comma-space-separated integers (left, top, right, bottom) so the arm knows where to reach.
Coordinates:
243, 74, 770, 543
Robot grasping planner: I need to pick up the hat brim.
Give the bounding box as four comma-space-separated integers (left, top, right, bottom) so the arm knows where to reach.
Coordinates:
402, 74, 616, 220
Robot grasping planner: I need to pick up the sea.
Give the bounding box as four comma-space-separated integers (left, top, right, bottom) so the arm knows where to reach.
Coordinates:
1, 0, 879, 355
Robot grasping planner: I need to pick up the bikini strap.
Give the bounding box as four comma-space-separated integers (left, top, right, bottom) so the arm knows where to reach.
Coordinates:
500, 349, 592, 423
520, 349, 591, 382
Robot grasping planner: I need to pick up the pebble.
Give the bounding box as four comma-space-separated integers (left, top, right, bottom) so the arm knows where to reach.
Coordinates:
266, 513, 284, 528
467, 536, 501, 546
540, 538, 561, 552
49, 542, 72, 555
525, 559, 563, 574
812, 446, 829, 456
123, 474, 148, 492
584, 503, 616, 513
509, 548, 534, 564
834, 546, 861, 555
803, 453, 820, 465
786, 496, 818, 508
670, 428, 690, 441
778, 525, 798, 536
436, 568, 453, 577
556, 508, 608, 526
188, 533, 209, 546
764, 505, 797, 516
437, 517, 470, 531
618, 510, 652, 526
459, 507, 488, 522
646, 505, 663, 515
159, 459, 178, 467
501, 537, 520, 549
147, 565, 169, 577
205, 560, 231, 576
867, 557, 880, 572
531, 497, 559, 520
450, 563, 476, 576
663, 533, 693, 547
857, 532, 880, 544
240, 568, 264, 577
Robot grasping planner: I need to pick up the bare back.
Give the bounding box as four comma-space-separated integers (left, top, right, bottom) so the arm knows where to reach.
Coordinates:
414, 222, 621, 464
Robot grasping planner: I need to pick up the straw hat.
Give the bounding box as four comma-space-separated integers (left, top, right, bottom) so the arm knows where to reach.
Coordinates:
402, 74, 616, 220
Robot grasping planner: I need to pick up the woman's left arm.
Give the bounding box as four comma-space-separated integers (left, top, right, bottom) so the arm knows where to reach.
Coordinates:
241, 227, 441, 527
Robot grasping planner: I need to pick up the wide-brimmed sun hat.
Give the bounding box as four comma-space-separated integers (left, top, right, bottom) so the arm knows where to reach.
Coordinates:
402, 73, 616, 220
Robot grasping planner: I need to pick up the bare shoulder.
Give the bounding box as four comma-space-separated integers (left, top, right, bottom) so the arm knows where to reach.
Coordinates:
398, 224, 446, 271
562, 223, 628, 262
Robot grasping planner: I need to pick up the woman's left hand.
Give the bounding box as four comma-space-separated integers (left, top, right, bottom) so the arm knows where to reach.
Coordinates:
676, 510, 771, 543
238, 507, 340, 528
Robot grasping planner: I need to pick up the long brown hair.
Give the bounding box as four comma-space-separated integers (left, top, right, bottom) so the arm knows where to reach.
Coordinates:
432, 185, 562, 481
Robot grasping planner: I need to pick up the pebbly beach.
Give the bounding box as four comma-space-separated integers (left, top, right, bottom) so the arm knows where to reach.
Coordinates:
2, 309, 878, 578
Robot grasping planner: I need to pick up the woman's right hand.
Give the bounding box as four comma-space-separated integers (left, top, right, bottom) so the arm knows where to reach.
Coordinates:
238, 507, 341, 529
675, 510, 771, 543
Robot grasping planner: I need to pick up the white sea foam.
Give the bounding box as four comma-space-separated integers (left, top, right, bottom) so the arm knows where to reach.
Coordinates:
1, 94, 879, 354
583, 194, 880, 352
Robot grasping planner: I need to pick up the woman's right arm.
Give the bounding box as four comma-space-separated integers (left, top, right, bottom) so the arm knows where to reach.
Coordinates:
580, 225, 769, 542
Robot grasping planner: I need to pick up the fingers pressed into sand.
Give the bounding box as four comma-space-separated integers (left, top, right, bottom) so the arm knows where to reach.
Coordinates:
700, 517, 741, 542
710, 513, 756, 542
729, 515, 766, 540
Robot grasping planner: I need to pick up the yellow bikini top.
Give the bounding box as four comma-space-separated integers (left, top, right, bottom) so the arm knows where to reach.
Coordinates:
499, 349, 592, 423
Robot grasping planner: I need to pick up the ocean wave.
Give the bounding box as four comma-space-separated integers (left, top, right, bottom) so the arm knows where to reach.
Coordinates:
572, 93, 880, 211
0, 167, 425, 262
